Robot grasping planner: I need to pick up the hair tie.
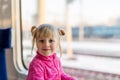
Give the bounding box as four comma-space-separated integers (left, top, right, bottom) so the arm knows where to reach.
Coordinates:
58, 28, 65, 36
31, 25, 37, 36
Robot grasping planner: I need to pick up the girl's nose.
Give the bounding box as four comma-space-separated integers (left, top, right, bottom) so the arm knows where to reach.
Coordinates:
44, 41, 50, 47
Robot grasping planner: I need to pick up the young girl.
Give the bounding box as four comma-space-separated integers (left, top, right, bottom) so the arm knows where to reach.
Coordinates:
26, 24, 76, 80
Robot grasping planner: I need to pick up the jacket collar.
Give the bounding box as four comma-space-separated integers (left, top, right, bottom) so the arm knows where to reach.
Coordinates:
36, 51, 56, 61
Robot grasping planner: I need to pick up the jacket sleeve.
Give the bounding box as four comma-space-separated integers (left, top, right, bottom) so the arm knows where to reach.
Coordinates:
61, 70, 76, 80
26, 62, 44, 80
58, 60, 76, 80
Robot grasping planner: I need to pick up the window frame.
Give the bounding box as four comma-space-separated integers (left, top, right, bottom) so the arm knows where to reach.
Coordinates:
13, 0, 120, 75
12, 0, 27, 75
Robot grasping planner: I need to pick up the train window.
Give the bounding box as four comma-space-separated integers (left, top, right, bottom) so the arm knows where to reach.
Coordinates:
21, 0, 37, 69
21, 0, 67, 69
20, 0, 120, 76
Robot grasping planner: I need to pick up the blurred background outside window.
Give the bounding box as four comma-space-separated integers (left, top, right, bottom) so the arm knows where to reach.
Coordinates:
21, 0, 120, 79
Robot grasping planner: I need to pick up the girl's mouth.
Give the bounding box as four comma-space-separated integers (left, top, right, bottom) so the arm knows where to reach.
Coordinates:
42, 49, 50, 51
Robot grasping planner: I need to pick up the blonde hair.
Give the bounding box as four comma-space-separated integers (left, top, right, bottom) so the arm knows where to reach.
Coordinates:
31, 24, 65, 57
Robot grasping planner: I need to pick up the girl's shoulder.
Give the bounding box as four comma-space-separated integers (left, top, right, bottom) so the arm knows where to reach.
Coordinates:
28, 56, 44, 71
32, 55, 42, 63
29, 56, 43, 67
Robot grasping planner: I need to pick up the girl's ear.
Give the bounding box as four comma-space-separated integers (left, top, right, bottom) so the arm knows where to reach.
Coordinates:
56, 40, 60, 48
36, 40, 39, 49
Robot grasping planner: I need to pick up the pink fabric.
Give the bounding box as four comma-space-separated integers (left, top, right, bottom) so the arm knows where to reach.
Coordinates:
26, 51, 75, 80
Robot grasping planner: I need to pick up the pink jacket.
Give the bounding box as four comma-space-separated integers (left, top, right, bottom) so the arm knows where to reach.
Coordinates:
26, 51, 75, 80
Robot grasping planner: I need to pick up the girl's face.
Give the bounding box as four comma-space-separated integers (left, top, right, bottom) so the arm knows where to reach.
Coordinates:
36, 36, 58, 56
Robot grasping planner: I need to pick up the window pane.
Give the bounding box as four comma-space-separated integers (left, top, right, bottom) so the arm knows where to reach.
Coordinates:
21, 0, 120, 76
21, 0, 38, 68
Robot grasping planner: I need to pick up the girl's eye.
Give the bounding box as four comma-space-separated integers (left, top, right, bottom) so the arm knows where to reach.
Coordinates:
39, 40, 44, 43
49, 39, 54, 43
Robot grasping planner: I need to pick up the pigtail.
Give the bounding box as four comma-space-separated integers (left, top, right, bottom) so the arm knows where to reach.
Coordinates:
31, 26, 37, 54
58, 28, 66, 58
